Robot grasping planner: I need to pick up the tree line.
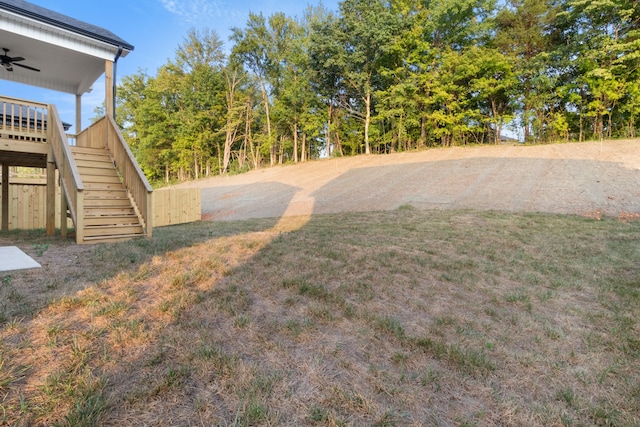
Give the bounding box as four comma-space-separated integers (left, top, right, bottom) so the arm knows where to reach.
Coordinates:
115, 0, 640, 183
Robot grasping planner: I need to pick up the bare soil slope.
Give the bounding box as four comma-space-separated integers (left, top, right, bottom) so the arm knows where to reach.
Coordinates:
177, 140, 640, 221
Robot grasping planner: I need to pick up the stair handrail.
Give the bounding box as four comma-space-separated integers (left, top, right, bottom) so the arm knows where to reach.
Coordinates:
47, 104, 84, 241
104, 115, 153, 237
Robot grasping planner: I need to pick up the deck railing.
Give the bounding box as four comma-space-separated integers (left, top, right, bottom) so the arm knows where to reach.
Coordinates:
0, 96, 48, 142
76, 116, 153, 237
106, 116, 153, 237
47, 104, 84, 242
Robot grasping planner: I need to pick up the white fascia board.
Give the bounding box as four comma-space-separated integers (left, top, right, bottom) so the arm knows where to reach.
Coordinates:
0, 10, 126, 61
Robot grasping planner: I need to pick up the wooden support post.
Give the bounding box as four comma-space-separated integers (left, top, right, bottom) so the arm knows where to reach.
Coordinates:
76, 94, 82, 134
105, 60, 114, 118
1, 163, 8, 230
60, 182, 68, 239
75, 190, 84, 244
46, 153, 56, 236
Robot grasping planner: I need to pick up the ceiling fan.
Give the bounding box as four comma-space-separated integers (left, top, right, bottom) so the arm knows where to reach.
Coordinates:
1, 48, 40, 72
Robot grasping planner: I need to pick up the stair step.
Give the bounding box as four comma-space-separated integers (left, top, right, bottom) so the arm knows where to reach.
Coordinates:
84, 189, 128, 198
84, 193, 130, 205
71, 145, 110, 156
84, 224, 144, 237
81, 175, 122, 184
84, 215, 140, 226
71, 149, 109, 159
83, 181, 126, 190
76, 162, 117, 175
77, 165, 119, 175
71, 146, 108, 154
73, 150, 111, 157
84, 193, 130, 199
82, 233, 146, 244
76, 160, 114, 169
84, 199, 132, 208
85, 207, 136, 216
71, 145, 146, 245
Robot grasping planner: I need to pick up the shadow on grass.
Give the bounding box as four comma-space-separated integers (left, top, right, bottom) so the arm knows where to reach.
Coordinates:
1, 156, 639, 425
0, 181, 301, 323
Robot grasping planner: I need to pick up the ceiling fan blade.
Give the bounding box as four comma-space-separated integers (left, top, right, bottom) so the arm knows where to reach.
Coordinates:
10, 56, 25, 62
13, 62, 40, 72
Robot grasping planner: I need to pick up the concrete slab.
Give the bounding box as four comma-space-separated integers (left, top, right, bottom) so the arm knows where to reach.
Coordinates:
0, 246, 41, 272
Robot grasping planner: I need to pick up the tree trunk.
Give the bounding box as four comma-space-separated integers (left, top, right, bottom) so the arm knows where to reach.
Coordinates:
327, 103, 332, 156
607, 99, 616, 139
223, 70, 238, 174
523, 105, 529, 142
335, 130, 343, 156
364, 90, 371, 155
293, 122, 299, 163
223, 126, 237, 174
301, 132, 307, 162
194, 152, 199, 180
239, 134, 247, 169
579, 87, 584, 142
259, 79, 274, 167
244, 97, 259, 170
492, 100, 501, 145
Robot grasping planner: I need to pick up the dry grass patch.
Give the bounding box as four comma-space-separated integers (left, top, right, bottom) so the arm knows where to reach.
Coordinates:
1, 209, 639, 426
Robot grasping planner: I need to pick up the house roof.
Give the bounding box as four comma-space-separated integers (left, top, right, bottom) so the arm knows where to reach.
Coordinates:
0, 0, 134, 94
0, 0, 134, 51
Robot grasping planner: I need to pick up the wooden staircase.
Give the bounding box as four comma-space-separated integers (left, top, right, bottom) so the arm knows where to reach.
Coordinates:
71, 146, 145, 243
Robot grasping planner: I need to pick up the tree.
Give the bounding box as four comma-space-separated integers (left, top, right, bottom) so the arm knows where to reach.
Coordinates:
170, 29, 226, 179
417, 0, 495, 50
464, 47, 518, 144
133, 67, 181, 182
114, 0, 639, 183
308, 8, 343, 156
495, 0, 556, 142
552, 0, 640, 140
232, 13, 302, 165
313, 0, 401, 155
116, 29, 228, 182
221, 62, 248, 174
380, 0, 497, 147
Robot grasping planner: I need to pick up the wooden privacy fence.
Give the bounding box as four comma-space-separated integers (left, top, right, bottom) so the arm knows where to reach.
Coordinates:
153, 187, 201, 227
0, 180, 67, 230
0, 183, 201, 231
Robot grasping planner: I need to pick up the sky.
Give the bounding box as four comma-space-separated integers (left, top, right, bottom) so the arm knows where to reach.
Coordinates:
0, 0, 340, 130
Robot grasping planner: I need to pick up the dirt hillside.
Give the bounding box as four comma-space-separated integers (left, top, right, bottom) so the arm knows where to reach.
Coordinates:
175, 139, 640, 221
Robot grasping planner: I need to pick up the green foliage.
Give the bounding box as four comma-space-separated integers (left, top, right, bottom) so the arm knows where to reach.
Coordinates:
115, 0, 640, 178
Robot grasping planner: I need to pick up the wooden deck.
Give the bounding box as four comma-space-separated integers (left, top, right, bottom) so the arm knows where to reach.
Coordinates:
0, 95, 152, 244
0, 97, 49, 168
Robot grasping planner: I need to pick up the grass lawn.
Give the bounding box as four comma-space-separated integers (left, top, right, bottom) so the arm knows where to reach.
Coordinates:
1, 208, 639, 426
